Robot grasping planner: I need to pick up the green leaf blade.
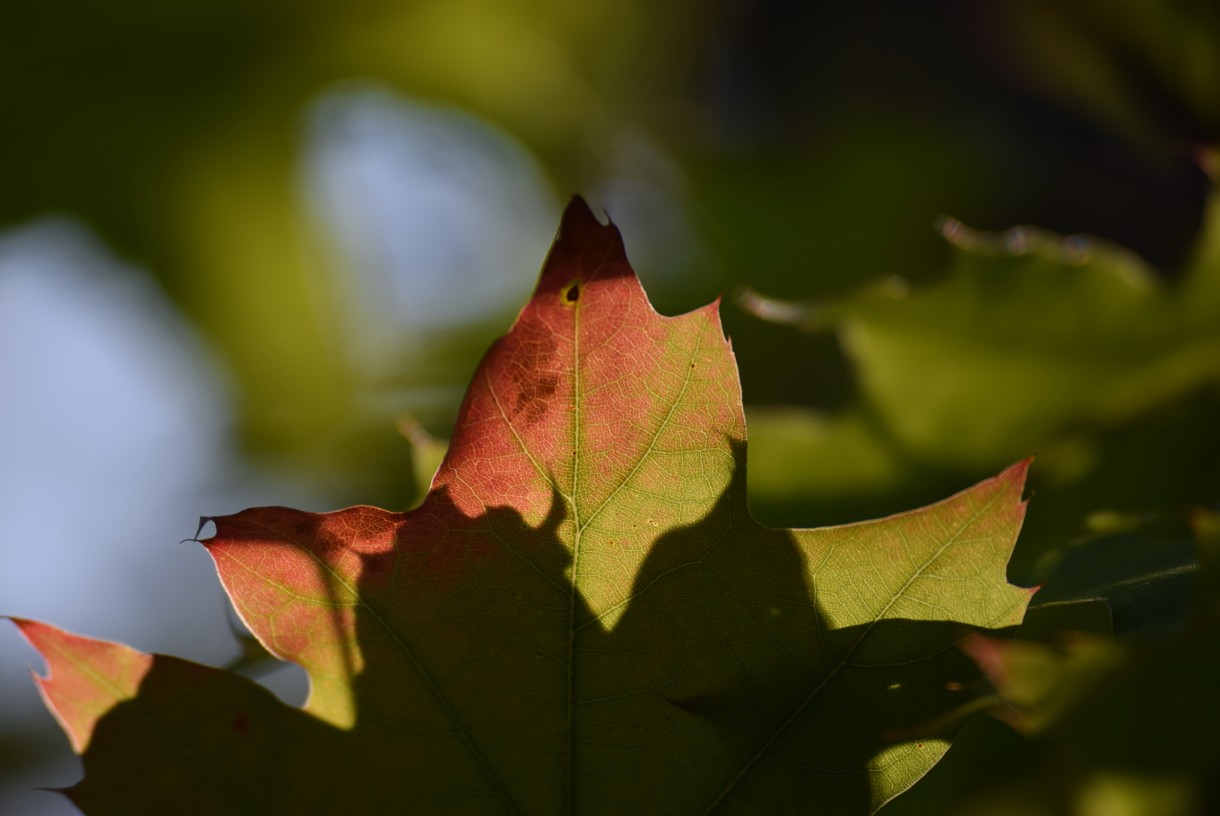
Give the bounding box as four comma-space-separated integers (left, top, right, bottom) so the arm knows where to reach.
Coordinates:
17, 198, 1033, 815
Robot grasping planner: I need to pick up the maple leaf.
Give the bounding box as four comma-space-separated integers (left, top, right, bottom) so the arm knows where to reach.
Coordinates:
13, 198, 1033, 815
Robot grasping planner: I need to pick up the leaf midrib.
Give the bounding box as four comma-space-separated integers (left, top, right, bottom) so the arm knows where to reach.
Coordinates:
565, 289, 583, 814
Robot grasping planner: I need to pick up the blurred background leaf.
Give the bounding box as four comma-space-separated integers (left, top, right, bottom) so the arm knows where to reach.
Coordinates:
2, 0, 1218, 813
742, 194, 1220, 576
919, 510, 1220, 816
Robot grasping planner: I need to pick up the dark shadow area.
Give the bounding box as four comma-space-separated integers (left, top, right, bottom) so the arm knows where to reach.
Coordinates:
566, 443, 986, 813
77, 445, 994, 815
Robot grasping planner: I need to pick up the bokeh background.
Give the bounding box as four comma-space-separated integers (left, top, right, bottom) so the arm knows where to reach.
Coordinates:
2, 1, 1219, 813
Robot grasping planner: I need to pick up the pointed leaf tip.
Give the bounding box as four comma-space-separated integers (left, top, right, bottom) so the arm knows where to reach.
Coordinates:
560, 194, 609, 232
9, 619, 152, 754
534, 196, 632, 297
1005, 456, 1034, 485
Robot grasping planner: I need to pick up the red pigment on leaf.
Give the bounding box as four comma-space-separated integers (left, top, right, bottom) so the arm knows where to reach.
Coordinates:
12, 197, 1039, 815
11, 618, 152, 753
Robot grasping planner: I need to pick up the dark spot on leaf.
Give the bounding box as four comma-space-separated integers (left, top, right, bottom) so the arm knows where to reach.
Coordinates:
564, 282, 580, 304
512, 372, 559, 425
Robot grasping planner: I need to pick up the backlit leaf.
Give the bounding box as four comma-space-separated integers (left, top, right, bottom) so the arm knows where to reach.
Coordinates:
15, 199, 1033, 815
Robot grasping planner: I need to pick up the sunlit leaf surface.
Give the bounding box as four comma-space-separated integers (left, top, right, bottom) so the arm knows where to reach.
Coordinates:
15, 201, 1032, 815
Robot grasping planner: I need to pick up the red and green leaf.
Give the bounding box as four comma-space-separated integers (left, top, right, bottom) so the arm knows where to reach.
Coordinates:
14, 199, 1033, 815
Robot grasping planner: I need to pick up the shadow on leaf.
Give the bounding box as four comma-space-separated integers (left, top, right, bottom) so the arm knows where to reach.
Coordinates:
67, 448, 987, 816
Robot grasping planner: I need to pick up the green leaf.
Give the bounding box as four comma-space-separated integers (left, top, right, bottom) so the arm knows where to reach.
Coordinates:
741, 190, 1220, 575
867, 223, 1216, 465
747, 214, 1220, 470
15, 199, 1032, 815
741, 181, 1220, 467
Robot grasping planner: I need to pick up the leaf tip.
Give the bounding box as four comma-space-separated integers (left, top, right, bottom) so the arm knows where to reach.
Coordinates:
195, 516, 214, 539
561, 194, 607, 226
702, 296, 729, 339
555, 195, 620, 256
1001, 456, 1035, 486
994, 457, 1035, 517
8, 616, 52, 656
8, 620, 154, 755
536, 195, 631, 295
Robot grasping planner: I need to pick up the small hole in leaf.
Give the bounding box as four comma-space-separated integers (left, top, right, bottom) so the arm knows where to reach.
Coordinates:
564, 282, 580, 304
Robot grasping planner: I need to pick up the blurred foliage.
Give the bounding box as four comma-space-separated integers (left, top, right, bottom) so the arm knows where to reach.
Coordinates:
3, 0, 1220, 813
878, 513, 1220, 816
4, 0, 1216, 479
949, 512, 1220, 816
744, 183, 1220, 575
